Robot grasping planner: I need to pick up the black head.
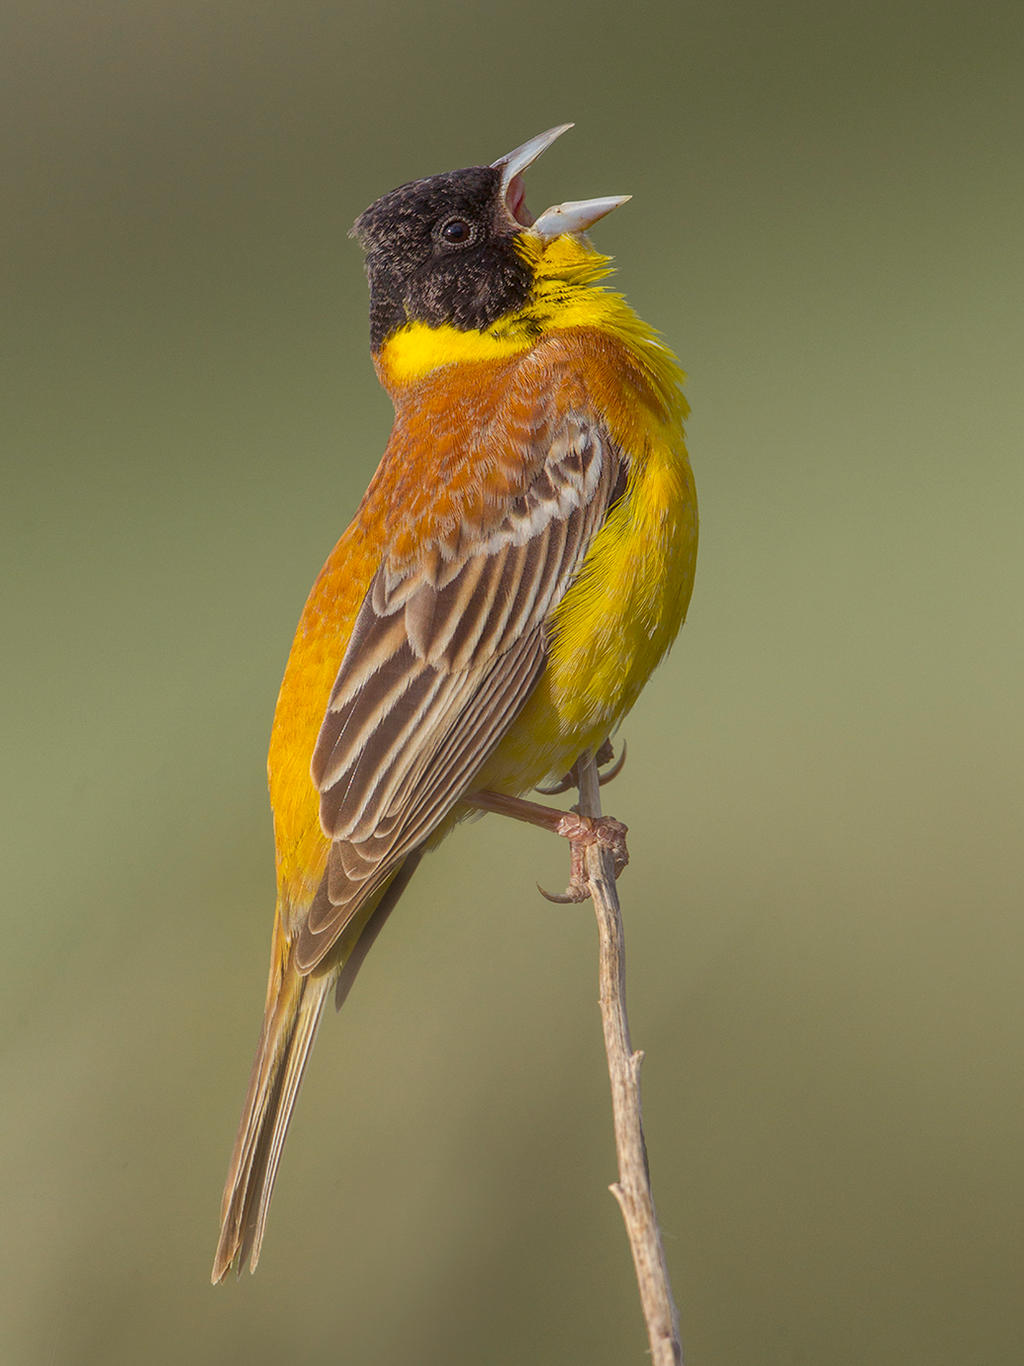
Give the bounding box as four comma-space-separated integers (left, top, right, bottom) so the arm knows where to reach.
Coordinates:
352, 165, 532, 353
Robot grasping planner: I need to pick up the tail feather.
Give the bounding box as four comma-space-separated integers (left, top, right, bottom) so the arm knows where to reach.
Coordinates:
212, 852, 424, 1283
211, 969, 331, 1282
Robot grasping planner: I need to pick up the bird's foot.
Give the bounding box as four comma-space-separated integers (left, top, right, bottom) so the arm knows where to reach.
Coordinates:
537, 812, 629, 903
462, 786, 629, 905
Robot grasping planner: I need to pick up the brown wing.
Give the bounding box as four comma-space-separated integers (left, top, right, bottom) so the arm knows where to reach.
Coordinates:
295, 411, 621, 972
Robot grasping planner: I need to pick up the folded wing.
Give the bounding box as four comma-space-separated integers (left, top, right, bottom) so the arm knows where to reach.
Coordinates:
297, 410, 622, 972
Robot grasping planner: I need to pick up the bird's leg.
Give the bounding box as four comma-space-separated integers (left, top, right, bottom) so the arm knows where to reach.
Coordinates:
535, 737, 627, 796
464, 781, 628, 904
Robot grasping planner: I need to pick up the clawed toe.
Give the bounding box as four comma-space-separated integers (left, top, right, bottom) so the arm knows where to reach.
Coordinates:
538, 879, 590, 905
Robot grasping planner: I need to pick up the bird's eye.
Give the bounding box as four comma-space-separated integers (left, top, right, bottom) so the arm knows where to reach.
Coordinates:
439, 217, 473, 246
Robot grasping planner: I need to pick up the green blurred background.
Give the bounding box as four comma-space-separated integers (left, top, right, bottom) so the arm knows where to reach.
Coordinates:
3, 1, 1022, 1362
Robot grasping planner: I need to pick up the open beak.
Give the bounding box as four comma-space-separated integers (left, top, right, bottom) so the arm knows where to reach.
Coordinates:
491, 125, 630, 241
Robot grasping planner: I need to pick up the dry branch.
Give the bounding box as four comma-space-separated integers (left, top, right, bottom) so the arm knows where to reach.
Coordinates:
575, 749, 683, 1366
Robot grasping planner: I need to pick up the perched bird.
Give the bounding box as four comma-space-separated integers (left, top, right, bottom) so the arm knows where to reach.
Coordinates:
211, 125, 698, 1282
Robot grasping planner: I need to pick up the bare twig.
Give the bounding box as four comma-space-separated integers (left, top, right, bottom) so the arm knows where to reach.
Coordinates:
575, 748, 684, 1366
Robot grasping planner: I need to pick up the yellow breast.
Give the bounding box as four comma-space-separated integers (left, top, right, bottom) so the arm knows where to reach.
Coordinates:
475, 344, 696, 795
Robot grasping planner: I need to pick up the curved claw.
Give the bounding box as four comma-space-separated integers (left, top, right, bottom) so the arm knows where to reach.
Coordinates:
598, 739, 627, 786
536, 739, 627, 797
535, 772, 575, 797
537, 880, 589, 905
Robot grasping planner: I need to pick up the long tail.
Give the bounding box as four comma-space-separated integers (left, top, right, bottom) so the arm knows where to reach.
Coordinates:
211, 962, 331, 1282
211, 851, 425, 1282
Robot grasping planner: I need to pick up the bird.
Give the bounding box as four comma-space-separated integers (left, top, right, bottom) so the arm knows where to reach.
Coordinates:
211, 124, 698, 1282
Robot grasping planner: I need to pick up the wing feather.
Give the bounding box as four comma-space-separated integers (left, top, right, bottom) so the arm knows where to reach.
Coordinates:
295, 410, 620, 973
